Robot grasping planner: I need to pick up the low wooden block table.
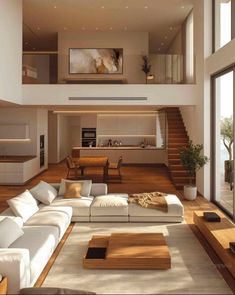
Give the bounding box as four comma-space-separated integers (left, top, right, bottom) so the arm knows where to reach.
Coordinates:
83, 233, 171, 269
194, 210, 235, 278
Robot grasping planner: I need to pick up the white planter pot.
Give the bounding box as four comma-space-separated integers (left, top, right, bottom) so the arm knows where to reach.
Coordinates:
183, 185, 197, 200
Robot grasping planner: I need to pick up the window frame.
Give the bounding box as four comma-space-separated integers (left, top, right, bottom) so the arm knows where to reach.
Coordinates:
211, 64, 235, 221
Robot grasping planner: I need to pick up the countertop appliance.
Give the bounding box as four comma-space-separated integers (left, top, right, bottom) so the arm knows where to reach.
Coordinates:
82, 128, 96, 147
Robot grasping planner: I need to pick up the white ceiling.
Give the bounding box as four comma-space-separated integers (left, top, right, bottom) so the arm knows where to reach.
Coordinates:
23, 0, 193, 52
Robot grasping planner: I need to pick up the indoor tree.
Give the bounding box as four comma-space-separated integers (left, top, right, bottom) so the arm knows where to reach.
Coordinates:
221, 116, 233, 182
179, 141, 209, 186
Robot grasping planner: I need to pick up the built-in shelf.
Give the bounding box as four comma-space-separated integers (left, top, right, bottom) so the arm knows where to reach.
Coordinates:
0, 139, 31, 142
0, 125, 30, 140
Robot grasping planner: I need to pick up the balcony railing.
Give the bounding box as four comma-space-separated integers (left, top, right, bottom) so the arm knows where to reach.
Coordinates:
22, 53, 195, 85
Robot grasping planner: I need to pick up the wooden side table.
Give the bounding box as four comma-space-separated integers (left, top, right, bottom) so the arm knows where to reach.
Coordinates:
0, 277, 7, 295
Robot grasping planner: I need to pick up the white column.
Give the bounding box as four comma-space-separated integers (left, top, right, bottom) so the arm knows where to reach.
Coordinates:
0, 0, 22, 104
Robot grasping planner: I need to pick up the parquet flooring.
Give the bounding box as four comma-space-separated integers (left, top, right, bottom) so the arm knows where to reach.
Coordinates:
0, 162, 234, 293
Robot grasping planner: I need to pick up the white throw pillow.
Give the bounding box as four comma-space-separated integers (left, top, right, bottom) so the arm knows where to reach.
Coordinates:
0, 216, 23, 228
58, 179, 92, 197
30, 181, 57, 205
7, 190, 39, 222
0, 217, 24, 248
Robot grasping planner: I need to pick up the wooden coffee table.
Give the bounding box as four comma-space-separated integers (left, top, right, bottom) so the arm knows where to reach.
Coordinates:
83, 233, 171, 269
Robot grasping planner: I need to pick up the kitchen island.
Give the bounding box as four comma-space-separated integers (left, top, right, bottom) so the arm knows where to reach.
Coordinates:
0, 156, 40, 185
72, 147, 167, 165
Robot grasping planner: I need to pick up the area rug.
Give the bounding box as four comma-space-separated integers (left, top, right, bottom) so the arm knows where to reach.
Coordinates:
42, 223, 232, 294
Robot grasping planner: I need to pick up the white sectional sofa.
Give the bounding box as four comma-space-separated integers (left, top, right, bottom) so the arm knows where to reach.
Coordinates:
49, 182, 184, 223
0, 180, 184, 294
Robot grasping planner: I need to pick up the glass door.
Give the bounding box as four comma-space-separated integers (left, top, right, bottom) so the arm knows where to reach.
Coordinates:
212, 67, 234, 218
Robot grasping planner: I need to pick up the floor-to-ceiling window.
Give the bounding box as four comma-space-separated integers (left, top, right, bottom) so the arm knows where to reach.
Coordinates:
212, 66, 235, 218
213, 0, 235, 52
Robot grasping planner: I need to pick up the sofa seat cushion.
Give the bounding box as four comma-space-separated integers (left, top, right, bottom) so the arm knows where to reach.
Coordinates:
128, 194, 184, 217
51, 196, 94, 217
10, 225, 59, 285
91, 194, 128, 216
25, 206, 72, 240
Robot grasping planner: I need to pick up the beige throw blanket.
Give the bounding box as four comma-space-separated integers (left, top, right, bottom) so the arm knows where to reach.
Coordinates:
128, 192, 168, 212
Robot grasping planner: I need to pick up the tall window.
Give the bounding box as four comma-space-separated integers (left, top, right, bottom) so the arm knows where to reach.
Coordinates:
212, 66, 235, 218
214, 0, 234, 51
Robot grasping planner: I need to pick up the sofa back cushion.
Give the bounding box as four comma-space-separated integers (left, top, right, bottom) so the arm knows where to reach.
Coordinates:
7, 190, 39, 222
0, 217, 24, 248
59, 179, 92, 197
30, 181, 57, 205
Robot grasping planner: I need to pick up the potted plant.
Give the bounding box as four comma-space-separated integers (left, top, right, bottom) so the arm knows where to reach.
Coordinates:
141, 55, 152, 84
221, 117, 233, 182
179, 141, 209, 200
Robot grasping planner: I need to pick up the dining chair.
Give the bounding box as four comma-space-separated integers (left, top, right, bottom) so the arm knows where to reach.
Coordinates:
66, 156, 79, 179
108, 156, 123, 180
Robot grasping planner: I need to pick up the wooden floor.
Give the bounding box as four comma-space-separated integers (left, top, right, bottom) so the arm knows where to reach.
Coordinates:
0, 162, 235, 293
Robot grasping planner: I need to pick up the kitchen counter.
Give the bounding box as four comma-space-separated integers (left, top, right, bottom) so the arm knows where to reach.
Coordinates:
0, 155, 42, 185
0, 156, 36, 163
73, 146, 159, 150
72, 146, 167, 165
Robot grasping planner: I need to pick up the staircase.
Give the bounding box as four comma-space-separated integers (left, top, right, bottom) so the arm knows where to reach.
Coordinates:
165, 107, 192, 190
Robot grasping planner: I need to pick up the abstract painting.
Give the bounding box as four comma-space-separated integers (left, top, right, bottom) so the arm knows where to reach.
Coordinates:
69, 48, 123, 74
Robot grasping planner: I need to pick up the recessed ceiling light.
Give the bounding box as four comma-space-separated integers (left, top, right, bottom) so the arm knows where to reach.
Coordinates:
54, 5, 57, 9
101, 6, 105, 9
161, 42, 164, 46
144, 6, 148, 9
125, 6, 129, 9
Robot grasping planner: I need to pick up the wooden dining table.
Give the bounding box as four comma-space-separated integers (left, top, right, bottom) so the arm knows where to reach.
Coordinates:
73, 156, 109, 182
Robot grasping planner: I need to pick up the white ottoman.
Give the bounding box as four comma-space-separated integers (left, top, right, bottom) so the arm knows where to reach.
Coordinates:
129, 194, 184, 223
90, 194, 129, 222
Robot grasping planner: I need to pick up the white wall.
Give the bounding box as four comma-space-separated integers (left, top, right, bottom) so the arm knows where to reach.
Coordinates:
48, 112, 59, 163
0, 0, 22, 104
48, 113, 70, 163
23, 55, 50, 84
206, 37, 235, 75
58, 115, 70, 161
0, 108, 37, 155
58, 32, 148, 84
69, 116, 81, 149
167, 29, 183, 54
37, 109, 48, 171
180, 0, 212, 200
22, 84, 198, 106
